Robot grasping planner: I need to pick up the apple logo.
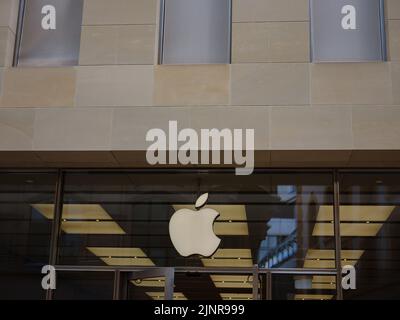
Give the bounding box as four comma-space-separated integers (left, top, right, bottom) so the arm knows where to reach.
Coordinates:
169, 193, 221, 257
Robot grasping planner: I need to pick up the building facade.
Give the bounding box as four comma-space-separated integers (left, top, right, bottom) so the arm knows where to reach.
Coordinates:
0, 0, 399, 300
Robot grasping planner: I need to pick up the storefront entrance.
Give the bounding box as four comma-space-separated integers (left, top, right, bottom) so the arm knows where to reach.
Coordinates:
1, 169, 400, 300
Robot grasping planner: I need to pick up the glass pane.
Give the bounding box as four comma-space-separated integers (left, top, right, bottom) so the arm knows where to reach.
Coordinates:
18, 0, 84, 67
162, 0, 231, 64
54, 272, 114, 300
57, 171, 334, 270
340, 172, 400, 299
128, 272, 260, 301
272, 274, 337, 300
0, 172, 57, 300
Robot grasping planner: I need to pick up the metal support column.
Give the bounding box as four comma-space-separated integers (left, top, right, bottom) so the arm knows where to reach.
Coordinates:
46, 170, 64, 300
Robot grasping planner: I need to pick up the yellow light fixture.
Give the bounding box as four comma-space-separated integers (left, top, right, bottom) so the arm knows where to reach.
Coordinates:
87, 247, 155, 266
311, 275, 337, 289
202, 249, 253, 267
305, 249, 364, 260
303, 259, 357, 269
313, 222, 384, 237
213, 222, 249, 236
62, 221, 125, 235
220, 293, 253, 300
316, 205, 395, 222
32, 203, 113, 220
210, 275, 253, 288
210, 249, 252, 259
202, 259, 253, 267
173, 205, 247, 221
312, 275, 336, 284
312, 283, 336, 290
32, 204, 125, 235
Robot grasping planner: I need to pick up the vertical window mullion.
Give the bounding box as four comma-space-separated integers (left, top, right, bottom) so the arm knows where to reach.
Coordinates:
333, 170, 343, 300
46, 169, 65, 300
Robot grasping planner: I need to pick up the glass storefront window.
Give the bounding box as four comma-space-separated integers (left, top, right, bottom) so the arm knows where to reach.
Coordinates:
0, 172, 57, 299
54, 171, 335, 271
339, 172, 400, 299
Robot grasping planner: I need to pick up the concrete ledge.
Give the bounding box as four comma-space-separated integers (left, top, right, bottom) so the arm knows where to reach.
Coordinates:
1, 150, 400, 169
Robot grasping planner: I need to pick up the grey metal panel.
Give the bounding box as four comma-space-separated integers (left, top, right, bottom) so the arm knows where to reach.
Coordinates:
18, 0, 83, 67
161, 0, 231, 64
310, 0, 385, 62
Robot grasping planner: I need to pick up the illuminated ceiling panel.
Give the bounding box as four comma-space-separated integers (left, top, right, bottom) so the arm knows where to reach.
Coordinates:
210, 275, 253, 288
311, 275, 336, 290
172, 205, 249, 236
87, 247, 147, 257
87, 247, 155, 266
294, 275, 337, 291
61, 221, 125, 235
32, 204, 125, 235
295, 294, 334, 300
202, 259, 253, 268
303, 259, 357, 269
313, 205, 395, 237
209, 249, 252, 259
313, 222, 383, 237
100, 258, 155, 266
33, 204, 113, 220
146, 292, 187, 300
131, 278, 165, 288
312, 275, 336, 284
214, 222, 249, 236
303, 249, 364, 269
305, 249, 364, 260
202, 249, 253, 268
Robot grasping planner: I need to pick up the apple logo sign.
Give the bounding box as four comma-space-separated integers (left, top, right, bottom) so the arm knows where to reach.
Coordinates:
169, 193, 221, 257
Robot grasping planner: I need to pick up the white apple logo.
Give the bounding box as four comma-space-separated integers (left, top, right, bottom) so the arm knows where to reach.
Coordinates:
169, 193, 221, 257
